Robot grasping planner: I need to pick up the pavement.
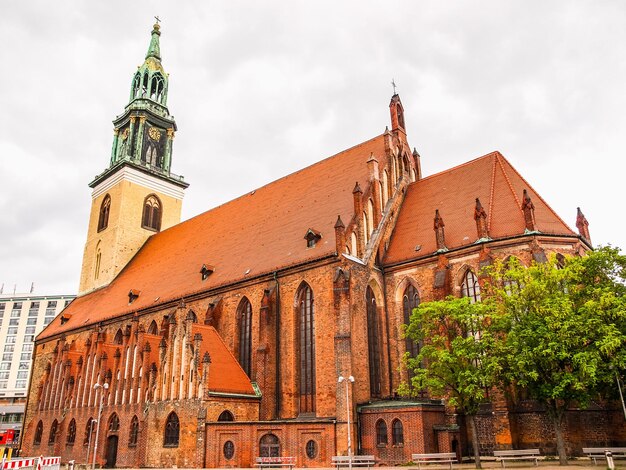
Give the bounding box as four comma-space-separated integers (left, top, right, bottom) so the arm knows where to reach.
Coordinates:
111, 463, 620, 470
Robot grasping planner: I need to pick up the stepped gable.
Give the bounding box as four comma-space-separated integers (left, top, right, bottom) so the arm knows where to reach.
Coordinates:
384, 151, 575, 265
40, 134, 388, 340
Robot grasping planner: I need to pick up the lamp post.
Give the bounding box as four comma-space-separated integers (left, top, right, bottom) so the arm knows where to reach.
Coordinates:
92, 383, 109, 470
85, 418, 96, 466
338, 375, 355, 470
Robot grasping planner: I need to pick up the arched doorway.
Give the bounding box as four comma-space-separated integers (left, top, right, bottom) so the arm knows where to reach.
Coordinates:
259, 434, 280, 457
104, 435, 118, 468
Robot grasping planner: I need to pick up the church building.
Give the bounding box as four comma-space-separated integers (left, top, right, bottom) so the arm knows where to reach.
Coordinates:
21, 23, 624, 468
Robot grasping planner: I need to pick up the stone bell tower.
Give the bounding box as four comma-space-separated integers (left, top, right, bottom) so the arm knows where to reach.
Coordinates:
78, 21, 189, 295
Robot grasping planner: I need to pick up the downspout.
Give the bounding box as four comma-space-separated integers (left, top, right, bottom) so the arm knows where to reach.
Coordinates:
274, 271, 281, 418
381, 265, 394, 396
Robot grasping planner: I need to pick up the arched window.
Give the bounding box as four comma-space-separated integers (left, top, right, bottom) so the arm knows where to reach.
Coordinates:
48, 419, 58, 444
150, 73, 165, 102
297, 282, 316, 413
98, 195, 111, 232
363, 212, 369, 245
366, 287, 382, 397
128, 415, 139, 446
382, 170, 389, 205
375, 419, 387, 446
34, 420, 43, 445
402, 284, 420, 365
132, 73, 141, 98
351, 232, 357, 256
141, 72, 149, 96
217, 410, 234, 422
94, 242, 102, 281
83, 418, 94, 445
66, 418, 76, 445
392, 419, 404, 445
237, 298, 252, 377
113, 329, 123, 345
259, 433, 280, 457
147, 320, 158, 335
164, 412, 179, 447
461, 270, 481, 303
142, 195, 162, 232
108, 413, 120, 432
367, 199, 374, 235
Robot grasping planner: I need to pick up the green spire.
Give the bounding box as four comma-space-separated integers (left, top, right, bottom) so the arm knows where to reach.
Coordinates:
145, 22, 161, 60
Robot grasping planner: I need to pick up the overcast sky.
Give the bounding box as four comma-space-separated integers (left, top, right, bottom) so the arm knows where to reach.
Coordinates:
1, 1, 624, 296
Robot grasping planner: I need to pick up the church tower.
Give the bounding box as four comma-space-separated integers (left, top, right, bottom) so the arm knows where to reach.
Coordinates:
78, 22, 188, 295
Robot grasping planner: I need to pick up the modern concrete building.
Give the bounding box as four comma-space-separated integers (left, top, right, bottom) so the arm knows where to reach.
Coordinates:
0, 293, 74, 453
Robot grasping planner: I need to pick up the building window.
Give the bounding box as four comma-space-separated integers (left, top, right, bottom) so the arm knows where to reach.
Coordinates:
44, 318, 52, 325
461, 270, 481, 303
223, 441, 235, 460
0, 373, 9, 380
0, 363, 11, 370
259, 433, 280, 457
297, 282, 316, 414
142, 194, 162, 232
0, 382, 7, 389
22, 343, 33, 352
46, 301, 57, 313
9, 319, 18, 326
67, 419, 76, 445
163, 412, 179, 447
17, 371, 28, 379
376, 420, 387, 446
3, 346, 12, 353
2, 354, 11, 362
237, 297, 252, 377
27, 318, 37, 326
49, 419, 59, 445
306, 440, 318, 459
10, 310, 20, 318
217, 410, 234, 422
19, 362, 29, 370
83, 418, 94, 446
20, 353, 31, 361
366, 287, 382, 397
108, 413, 120, 432
392, 419, 404, 445
98, 194, 111, 232
128, 415, 139, 446
34, 421, 43, 445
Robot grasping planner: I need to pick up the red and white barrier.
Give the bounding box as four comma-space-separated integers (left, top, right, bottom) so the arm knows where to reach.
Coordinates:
1, 456, 59, 470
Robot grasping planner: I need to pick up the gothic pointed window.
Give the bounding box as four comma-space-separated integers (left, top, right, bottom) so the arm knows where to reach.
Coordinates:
141, 72, 149, 97
142, 194, 162, 232
128, 415, 139, 446
164, 412, 179, 447
297, 282, 316, 414
34, 420, 43, 445
237, 297, 252, 377
108, 413, 120, 432
147, 320, 158, 335
366, 286, 382, 397
375, 419, 387, 446
98, 195, 111, 232
461, 270, 481, 303
67, 419, 76, 445
114, 329, 123, 345
48, 419, 58, 444
218, 410, 234, 422
83, 418, 94, 445
392, 419, 404, 445
402, 284, 420, 377
150, 73, 165, 103
132, 73, 141, 99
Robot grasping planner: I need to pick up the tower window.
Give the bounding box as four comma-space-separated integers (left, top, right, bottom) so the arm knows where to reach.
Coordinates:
142, 194, 162, 231
98, 195, 111, 232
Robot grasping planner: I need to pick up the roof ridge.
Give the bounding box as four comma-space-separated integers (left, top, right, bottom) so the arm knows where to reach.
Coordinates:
414, 150, 502, 184
155, 133, 386, 233
495, 154, 575, 233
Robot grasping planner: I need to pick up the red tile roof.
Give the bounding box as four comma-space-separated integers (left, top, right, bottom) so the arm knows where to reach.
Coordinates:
384, 151, 576, 265
40, 134, 389, 340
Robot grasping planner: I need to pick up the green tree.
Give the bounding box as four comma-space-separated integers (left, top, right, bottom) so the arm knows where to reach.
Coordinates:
486, 247, 626, 465
401, 296, 502, 469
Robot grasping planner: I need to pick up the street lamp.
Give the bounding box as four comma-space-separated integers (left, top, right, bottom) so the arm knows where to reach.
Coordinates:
85, 418, 96, 466
92, 383, 109, 470
338, 375, 355, 470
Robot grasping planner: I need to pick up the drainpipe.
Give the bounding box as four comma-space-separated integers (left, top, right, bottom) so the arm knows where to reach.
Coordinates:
273, 271, 281, 418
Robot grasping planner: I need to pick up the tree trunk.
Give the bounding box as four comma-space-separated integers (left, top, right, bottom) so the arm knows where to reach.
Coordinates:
467, 413, 482, 469
549, 408, 568, 465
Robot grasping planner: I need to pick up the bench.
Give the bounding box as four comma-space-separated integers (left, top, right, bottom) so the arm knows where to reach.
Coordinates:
255, 457, 296, 469
332, 455, 376, 468
583, 447, 626, 465
412, 452, 457, 469
493, 449, 541, 468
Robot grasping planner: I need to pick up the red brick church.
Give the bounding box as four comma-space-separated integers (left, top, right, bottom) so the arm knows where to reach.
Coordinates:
21, 23, 624, 468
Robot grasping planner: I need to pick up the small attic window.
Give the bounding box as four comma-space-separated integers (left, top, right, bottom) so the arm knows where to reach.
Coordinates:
304, 229, 322, 248
128, 289, 141, 304
60, 315, 69, 325
200, 264, 215, 280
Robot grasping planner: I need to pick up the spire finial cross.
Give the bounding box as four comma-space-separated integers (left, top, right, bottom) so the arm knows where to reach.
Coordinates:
154, 16, 161, 24
391, 78, 397, 95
